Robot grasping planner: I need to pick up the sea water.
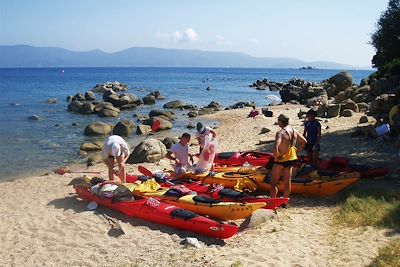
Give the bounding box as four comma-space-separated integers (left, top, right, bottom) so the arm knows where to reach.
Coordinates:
0, 67, 373, 180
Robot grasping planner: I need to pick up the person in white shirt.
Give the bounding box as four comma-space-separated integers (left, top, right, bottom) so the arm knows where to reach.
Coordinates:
166, 133, 193, 178
195, 122, 217, 153
102, 135, 130, 183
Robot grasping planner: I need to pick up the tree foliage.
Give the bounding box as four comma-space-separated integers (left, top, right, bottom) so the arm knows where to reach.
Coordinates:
371, 0, 400, 69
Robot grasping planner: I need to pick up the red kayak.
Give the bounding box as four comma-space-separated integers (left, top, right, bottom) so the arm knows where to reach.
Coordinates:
126, 174, 289, 210
74, 185, 238, 239
214, 151, 389, 179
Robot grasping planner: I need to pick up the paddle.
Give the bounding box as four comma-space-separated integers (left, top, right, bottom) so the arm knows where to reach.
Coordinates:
144, 119, 161, 140
138, 165, 154, 177
54, 167, 101, 175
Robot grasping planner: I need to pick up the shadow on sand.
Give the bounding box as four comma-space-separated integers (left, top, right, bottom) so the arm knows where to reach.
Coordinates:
48, 194, 228, 246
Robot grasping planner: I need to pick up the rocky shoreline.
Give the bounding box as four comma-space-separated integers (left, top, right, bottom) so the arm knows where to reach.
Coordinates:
61, 71, 400, 169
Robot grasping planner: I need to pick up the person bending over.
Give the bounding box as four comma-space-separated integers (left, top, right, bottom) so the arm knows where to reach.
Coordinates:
196, 122, 217, 153
166, 133, 193, 178
303, 110, 321, 169
102, 135, 130, 183
271, 114, 307, 198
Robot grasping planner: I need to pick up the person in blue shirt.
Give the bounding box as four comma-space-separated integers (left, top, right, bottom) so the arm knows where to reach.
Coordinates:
303, 110, 321, 169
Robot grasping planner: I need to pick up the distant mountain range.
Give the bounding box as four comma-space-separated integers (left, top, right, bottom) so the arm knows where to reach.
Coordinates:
0, 45, 363, 69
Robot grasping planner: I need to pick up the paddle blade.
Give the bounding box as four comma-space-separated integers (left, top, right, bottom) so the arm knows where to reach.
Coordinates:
138, 166, 154, 177
151, 120, 160, 132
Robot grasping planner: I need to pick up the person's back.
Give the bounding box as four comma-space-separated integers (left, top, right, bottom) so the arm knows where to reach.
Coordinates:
276, 127, 298, 162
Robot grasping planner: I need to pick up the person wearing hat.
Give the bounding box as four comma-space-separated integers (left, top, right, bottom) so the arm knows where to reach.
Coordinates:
271, 114, 307, 198
102, 135, 130, 183
303, 109, 321, 168
166, 133, 193, 178
195, 122, 217, 153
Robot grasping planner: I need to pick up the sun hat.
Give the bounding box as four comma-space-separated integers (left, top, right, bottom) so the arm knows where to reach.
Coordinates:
196, 122, 205, 132
111, 143, 121, 157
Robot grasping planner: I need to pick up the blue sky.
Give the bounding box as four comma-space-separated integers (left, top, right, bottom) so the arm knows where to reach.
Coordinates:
0, 0, 390, 67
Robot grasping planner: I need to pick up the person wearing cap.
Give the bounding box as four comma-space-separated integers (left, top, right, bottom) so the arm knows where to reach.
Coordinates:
195, 122, 217, 153
271, 114, 307, 198
102, 135, 130, 183
166, 133, 193, 178
303, 109, 321, 169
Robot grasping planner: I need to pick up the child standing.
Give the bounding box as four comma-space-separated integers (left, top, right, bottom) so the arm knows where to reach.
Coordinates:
303, 110, 321, 169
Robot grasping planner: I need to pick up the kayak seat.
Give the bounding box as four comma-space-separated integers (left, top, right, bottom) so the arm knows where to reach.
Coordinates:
138, 175, 151, 182
317, 170, 340, 177
218, 188, 243, 200
170, 209, 198, 220
164, 189, 183, 198
90, 177, 106, 185
217, 152, 236, 159
193, 195, 221, 204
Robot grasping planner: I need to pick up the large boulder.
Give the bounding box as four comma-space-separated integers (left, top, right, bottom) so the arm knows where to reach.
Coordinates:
112, 120, 135, 136
87, 152, 103, 166
143, 95, 156, 105
85, 91, 96, 101
354, 85, 371, 95
136, 124, 151, 135
127, 139, 167, 164
80, 142, 103, 152
98, 105, 120, 117
340, 99, 359, 113
353, 93, 370, 103
68, 100, 83, 112
279, 87, 302, 103
334, 91, 347, 104
370, 78, 398, 96
103, 89, 116, 102
198, 107, 215, 115
357, 102, 370, 112
162, 137, 178, 149
72, 93, 85, 101
118, 93, 139, 106
84, 122, 112, 136
163, 100, 186, 109
369, 94, 398, 114
206, 101, 222, 111
80, 103, 95, 114
187, 111, 198, 117
149, 109, 173, 120
341, 109, 354, 117
326, 104, 341, 118
144, 116, 172, 131
328, 72, 353, 91
359, 78, 369, 87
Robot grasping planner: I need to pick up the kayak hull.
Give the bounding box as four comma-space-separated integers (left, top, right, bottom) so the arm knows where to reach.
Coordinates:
74, 186, 238, 239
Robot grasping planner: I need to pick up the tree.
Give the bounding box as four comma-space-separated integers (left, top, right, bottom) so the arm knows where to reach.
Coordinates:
371, 0, 400, 69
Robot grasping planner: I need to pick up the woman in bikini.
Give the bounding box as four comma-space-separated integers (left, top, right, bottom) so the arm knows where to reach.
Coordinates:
270, 114, 307, 198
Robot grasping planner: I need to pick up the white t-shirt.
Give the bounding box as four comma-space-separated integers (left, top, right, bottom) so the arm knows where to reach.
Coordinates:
195, 127, 213, 148
170, 143, 189, 168
102, 135, 130, 159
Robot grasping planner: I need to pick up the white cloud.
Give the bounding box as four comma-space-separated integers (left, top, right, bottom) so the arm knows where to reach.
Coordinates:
216, 35, 233, 46
156, 28, 198, 43
250, 38, 260, 44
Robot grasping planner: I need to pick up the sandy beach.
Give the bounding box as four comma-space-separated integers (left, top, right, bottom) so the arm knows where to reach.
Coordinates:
1, 104, 398, 267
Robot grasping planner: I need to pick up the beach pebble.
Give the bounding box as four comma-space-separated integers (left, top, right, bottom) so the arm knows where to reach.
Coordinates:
181, 237, 202, 248
260, 127, 271, 134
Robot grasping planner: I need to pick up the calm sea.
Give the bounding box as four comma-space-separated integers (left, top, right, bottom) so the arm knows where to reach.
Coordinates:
0, 67, 373, 180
